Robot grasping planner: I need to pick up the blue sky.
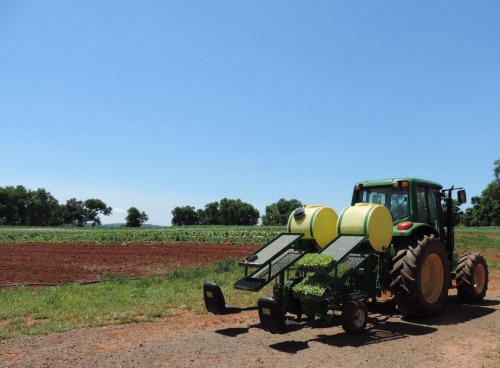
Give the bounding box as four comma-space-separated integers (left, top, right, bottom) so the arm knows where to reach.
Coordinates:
1, 1, 499, 225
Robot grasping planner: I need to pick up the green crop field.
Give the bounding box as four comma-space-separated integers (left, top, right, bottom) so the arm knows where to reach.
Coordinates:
0, 225, 497, 244
0, 225, 285, 244
455, 226, 500, 235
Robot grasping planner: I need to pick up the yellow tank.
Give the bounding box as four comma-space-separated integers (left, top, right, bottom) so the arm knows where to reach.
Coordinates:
337, 203, 393, 252
287, 205, 338, 248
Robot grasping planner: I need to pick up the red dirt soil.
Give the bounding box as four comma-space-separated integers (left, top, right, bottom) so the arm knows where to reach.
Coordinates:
0, 243, 260, 287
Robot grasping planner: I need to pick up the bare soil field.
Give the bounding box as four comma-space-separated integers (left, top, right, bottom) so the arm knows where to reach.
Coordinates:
0, 242, 498, 368
0, 242, 260, 286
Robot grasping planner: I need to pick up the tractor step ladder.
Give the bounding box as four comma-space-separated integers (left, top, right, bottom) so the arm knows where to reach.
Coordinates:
234, 233, 305, 291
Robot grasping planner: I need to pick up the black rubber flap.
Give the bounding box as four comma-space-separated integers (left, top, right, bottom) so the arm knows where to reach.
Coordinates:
258, 297, 286, 333
203, 282, 241, 315
203, 282, 226, 314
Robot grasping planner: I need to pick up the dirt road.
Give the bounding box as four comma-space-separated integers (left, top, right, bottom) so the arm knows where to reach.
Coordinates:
1, 284, 498, 368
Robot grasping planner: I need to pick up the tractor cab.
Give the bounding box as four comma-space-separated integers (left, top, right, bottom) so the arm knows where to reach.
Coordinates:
351, 178, 467, 259
352, 178, 449, 241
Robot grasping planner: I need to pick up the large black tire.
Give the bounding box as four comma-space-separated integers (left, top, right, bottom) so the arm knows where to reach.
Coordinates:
455, 252, 489, 303
341, 301, 368, 335
390, 235, 450, 317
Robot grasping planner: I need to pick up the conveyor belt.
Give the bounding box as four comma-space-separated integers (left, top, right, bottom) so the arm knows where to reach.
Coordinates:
321, 235, 367, 261
341, 252, 371, 268
240, 234, 302, 266
234, 234, 305, 292
253, 250, 305, 280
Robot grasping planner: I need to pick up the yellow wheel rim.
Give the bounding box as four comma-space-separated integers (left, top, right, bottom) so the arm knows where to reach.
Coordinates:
474, 264, 486, 293
420, 253, 444, 304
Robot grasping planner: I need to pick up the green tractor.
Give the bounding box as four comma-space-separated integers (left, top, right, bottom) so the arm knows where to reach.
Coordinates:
203, 178, 489, 334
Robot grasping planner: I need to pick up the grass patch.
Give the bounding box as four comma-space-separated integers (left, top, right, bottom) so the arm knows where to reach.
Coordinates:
0, 258, 263, 340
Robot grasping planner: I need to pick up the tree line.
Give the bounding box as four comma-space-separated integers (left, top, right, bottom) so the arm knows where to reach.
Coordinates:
170, 198, 302, 226
2, 160, 498, 227
0, 186, 148, 227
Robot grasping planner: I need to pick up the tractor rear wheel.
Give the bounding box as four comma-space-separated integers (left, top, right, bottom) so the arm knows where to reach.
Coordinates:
455, 252, 488, 303
341, 301, 368, 335
390, 235, 450, 317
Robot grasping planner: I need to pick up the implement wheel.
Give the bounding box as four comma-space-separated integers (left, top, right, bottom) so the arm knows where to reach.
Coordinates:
455, 252, 489, 303
390, 235, 450, 317
341, 301, 368, 335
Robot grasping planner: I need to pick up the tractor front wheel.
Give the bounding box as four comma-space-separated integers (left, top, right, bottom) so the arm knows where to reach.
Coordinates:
390, 235, 450, 317
455, 252, 489, 303
341, 301, 368, 334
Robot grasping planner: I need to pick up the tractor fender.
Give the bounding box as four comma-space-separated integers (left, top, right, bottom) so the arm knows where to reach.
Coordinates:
394, 223, 440, 239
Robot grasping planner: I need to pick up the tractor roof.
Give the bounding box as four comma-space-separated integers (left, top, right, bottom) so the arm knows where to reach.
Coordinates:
355, 178, 443, 190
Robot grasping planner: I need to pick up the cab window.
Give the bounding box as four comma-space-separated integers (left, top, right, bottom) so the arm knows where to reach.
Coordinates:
356, 186, 409, 221
416, 187, 429, 223
417, 187, 441, 230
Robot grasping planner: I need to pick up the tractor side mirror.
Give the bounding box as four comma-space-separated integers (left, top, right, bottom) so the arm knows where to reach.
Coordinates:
457, 190, 467, 205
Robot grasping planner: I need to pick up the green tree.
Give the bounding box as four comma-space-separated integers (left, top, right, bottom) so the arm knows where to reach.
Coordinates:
0, 185, 29, 225
0, 186, 62, 226
202, 202, 221, 225
63, 198, 87, 226
84, 199, 112, 227
462, 159, 500, 226
494, 159, 500, 181
262, 198, 302, 226
218, 198, 259, 225
26, 188, 62, 226
195, 199, 260, 225
62, 198, 112, 226
171, 199, 260, 226
196, 209, 204, 224
126, 207, 148, 227
171, 206, 200, 226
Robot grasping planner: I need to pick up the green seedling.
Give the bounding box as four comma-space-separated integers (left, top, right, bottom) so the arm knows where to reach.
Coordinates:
297, 253, 335, 272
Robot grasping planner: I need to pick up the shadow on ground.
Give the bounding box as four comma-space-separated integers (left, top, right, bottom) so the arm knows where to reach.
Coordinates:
213, 296, 499, 353
269, 296, 498, 353
402, 295, 498, 327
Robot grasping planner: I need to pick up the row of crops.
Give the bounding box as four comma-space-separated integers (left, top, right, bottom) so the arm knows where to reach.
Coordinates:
0, 225, 497, 244
0, 226, 285, 244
